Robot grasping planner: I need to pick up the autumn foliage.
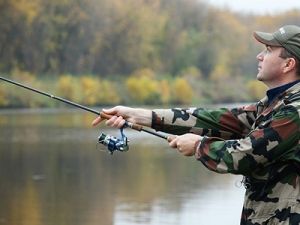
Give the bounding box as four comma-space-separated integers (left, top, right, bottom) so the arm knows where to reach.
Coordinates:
0, 0, 299, 107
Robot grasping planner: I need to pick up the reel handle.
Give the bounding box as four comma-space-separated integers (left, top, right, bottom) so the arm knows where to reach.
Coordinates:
99, 112, 143, 131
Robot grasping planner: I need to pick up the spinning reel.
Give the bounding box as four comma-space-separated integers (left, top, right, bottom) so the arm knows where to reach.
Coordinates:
98, 128, 129, 154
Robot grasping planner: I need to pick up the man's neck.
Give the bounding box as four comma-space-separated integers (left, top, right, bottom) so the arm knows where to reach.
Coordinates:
266, 79, 300, 104
265, 76, 299, 89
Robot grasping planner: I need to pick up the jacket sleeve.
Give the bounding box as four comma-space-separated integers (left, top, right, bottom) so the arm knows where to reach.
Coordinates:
151, 104, 257, 139
195, 104, 300, 176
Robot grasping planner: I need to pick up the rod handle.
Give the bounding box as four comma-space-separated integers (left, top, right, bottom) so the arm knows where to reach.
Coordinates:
99, 112, 143, 131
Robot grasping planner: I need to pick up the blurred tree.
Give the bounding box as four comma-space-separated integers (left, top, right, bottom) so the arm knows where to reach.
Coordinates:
0, 0, 299, 102
247, 80, 267, 100
80, 76, 101, 105
171, 77, 193, 105
159, 79, 171, 105
159, 0, 209, 75
79, 76, 121, 105
32, 0, 93, 74
0, 0, 41, 72
126, 68, 160, 104
0, 86, 8, 106
93, 0, 167, 75
98, 80, 121, 105
57, 75, 76, 100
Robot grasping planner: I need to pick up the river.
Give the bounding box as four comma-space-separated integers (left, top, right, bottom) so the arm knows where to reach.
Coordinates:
0, 109, 245, 225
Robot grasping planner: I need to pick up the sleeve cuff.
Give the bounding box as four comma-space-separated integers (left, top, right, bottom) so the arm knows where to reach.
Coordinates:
151, 110, 164, 131
195, 136, 209, 159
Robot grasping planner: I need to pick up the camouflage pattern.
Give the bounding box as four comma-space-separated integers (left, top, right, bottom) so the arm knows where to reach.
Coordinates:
151, 82, 300, 225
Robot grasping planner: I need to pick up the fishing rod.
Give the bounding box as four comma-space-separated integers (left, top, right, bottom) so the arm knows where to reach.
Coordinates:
0, 76, 168, 153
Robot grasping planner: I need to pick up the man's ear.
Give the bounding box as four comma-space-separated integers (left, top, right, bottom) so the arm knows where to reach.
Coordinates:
283, 58, 297, 73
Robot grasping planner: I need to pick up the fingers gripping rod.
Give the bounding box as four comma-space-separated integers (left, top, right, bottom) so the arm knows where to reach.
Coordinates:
0, 76, 168, 140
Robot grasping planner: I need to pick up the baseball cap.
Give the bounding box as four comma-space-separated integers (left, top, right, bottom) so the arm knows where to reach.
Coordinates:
253, 25, 300, 61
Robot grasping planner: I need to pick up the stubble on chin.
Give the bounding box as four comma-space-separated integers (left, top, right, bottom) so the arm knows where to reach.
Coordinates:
256, 72, 263, 81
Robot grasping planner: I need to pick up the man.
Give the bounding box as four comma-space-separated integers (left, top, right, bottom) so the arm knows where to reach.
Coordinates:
92, 25, 300, 224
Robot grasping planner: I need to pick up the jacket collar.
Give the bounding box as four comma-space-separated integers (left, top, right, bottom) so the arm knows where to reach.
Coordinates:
257, 80, 300, 116
266, 80, 300, 104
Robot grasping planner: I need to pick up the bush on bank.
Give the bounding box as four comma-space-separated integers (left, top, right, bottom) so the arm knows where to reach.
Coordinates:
0, 68, 266, 108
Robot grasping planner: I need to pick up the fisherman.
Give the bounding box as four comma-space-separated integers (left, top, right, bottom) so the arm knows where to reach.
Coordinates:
92, 25, 300, 224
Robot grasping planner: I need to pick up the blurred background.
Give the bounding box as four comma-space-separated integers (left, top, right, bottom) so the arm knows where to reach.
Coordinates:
0, 0, 300, 107
0, 0, 300, 225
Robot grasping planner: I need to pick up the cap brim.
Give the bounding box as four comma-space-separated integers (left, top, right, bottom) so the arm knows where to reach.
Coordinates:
253, 31, 281, 46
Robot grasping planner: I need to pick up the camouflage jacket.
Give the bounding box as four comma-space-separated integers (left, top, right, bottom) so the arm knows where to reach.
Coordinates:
151, 82, 300, 225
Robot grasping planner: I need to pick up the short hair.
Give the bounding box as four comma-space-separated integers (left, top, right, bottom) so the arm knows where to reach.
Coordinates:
279, 48, 300, 76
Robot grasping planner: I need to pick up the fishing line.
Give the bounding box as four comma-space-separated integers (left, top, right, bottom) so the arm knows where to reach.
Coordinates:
0, 76, 168, 154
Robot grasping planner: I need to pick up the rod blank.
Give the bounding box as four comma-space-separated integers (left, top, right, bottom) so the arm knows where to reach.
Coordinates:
0, 76, 168, 140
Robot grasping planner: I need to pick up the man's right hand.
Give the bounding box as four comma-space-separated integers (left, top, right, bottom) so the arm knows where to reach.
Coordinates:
92, 106, 152, 128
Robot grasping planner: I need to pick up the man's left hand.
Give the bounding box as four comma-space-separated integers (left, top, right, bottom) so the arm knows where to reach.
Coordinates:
168, 133, 202, 156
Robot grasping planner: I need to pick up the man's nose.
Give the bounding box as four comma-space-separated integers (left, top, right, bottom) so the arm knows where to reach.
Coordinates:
256, 51, 264, 61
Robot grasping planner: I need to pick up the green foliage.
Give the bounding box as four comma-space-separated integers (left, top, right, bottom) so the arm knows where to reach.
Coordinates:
178, 66, 203, 80
98, 80, 121, 105
57, 75, 76, 100
0, 72, 270, 108
79, 76, 121, 105
11, 69, 37, 82
247, 80, 268, 100
87, 0, 167, 75
79, 76, 101, 106
57, 75, 121, 106
1, 1, 299, 107
126, 68, 160, 104
0, 0, 299, 77
6, 70, 45, 107
171, 78, 193, 105
0, 86, 8, 106
178, 66, 204, 103
159, 79, 171, 105
209, 59, 230, 81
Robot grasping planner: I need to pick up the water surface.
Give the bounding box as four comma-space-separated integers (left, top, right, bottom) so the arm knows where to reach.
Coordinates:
0, 109, 245, 225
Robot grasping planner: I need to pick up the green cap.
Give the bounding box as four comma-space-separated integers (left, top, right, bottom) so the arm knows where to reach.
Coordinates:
253, 25, 300, 61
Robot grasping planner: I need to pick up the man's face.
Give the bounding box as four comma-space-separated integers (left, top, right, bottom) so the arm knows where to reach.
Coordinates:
256, 46, 286, 88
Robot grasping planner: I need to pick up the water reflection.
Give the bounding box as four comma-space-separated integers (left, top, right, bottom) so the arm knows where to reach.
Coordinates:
0, 109, 245, 225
